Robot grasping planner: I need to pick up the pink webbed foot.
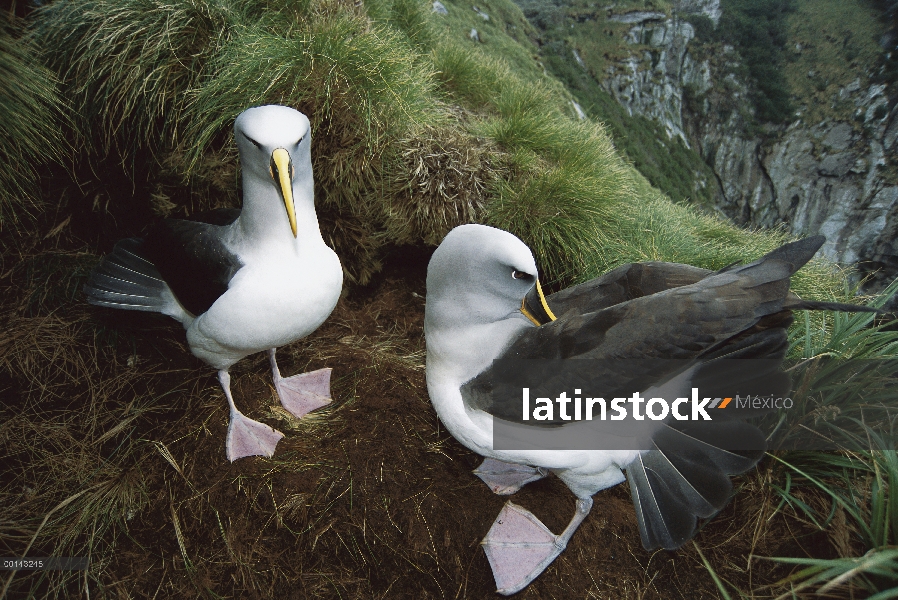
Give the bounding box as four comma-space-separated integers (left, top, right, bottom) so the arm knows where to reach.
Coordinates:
269, 349, 332, 418
219, 370, 284, 462
226, 409, 285, 462
481, 498, 593, 595
474, 458, 548, 495
481, 502, 562, 595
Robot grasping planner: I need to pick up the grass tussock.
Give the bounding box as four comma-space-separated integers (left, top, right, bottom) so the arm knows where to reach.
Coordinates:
381, 123, 501, 246
0, 19, 67, 229
26, 0, 856, 291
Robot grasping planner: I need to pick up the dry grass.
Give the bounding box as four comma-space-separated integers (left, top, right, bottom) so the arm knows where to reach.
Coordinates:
1, 226, 884, 598
381, 123, 503, 247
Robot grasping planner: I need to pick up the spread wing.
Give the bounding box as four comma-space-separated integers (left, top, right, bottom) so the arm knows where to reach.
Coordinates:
143, 208, 243, 316
546, 261, 713, 317
465, 243, 818, 552
465, 237, 878, 550
463, 246, 804, 424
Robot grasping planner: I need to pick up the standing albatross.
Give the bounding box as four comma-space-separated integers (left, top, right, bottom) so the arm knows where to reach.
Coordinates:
84, 105, 343, 462
424, 224, 875, 595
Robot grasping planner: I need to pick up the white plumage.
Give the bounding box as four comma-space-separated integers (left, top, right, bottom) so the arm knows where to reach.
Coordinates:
85, 105, 343, 461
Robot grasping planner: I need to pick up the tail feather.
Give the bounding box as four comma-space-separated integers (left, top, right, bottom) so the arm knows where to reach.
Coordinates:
626, 236, 876, 551
84, 238, 190, 321
627, 421, 765, 551
628, 457, 700, 550
784, 299, 881, 313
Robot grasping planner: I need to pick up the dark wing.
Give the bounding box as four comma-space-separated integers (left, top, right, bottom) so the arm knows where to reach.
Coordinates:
464, 261, 722, 421
143, 209, 243, 316
468, 236, 882, 550
462, 239, 824, 423
546, 261, 713, 317
545, 251, 874, 318
467, 239, 825, 553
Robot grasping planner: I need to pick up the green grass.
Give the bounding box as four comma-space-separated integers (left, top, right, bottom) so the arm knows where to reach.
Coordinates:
767, 423, 898, 597
25, 0, 858, 294
0, 20, 67, 229
714, 0, 797, 124
784, 0, 886, 126
690, 281, 898, 598
504, 0, 722, 210
541, 46, 719, 209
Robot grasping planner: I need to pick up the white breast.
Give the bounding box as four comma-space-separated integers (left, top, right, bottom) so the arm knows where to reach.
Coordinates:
186, 244, 342, 369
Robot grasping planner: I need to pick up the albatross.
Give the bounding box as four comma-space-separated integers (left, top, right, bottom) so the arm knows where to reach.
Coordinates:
424, 224, 875, 595
84, 105, 343, 462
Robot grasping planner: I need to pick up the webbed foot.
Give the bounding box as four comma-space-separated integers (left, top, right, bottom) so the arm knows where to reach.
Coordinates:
474, 458, 548, 495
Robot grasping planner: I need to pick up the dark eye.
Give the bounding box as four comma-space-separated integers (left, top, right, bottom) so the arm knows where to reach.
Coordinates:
242, 132, 263, 150
512, 270, 532, 280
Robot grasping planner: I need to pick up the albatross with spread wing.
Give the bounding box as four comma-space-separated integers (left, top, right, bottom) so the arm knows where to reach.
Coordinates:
84, 105, 343, 462
424, 224, 875, 595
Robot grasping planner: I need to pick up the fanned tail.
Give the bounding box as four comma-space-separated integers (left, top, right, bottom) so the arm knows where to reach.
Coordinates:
783, 299, 881, 313
627, 420, 765, 550
84, 238, 191, 323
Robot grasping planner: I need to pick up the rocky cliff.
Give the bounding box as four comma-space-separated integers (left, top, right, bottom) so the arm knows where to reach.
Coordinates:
586, 0, 898, 294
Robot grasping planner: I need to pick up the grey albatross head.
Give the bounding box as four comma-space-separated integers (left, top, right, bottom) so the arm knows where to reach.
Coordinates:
425, 224, 557, 330
234, 105, 313, 239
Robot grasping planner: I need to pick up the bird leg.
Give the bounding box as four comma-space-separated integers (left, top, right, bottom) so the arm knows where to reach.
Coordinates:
269, 348, 332, 418
474, 458, 549, 495
220, 370, 284, 462
481, 497, 593, 595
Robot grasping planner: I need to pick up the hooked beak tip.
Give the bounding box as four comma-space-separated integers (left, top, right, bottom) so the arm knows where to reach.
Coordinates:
521, 279, 557, 326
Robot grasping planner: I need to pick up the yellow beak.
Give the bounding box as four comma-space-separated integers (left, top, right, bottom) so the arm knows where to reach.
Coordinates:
521, 279, 557, 326
271, 148, 297, 238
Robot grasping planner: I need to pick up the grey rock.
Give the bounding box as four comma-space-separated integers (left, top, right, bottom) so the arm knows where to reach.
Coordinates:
818, 153, 855, 178
586, 0, 898, 295
472, 6, 490, 20
469, 28, 480, 42
608, 11, 666, 24
432, 1, 448, 15
822, 123, 853, 151
676, 0, 721, 24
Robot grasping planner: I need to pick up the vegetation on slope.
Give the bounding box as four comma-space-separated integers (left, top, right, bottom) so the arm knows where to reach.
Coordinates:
783, 0, 888, 126
0, 17, 67, 229
509, 0, 722, 207
699, 0, 797, 125
26, 0, 841, 290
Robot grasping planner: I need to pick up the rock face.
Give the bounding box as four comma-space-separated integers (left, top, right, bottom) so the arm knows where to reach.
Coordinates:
594, 0, 898, 295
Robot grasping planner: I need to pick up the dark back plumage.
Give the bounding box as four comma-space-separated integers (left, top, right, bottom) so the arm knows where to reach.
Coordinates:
143, 209, 243, 316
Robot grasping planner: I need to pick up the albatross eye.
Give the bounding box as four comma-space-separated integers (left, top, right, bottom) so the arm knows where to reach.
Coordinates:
242, 132, 263, 150
512, 270, 533, 280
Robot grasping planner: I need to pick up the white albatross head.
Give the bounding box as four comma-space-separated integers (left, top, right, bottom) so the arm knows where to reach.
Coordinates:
425, 224, 557, 331
234, 105, 313, 239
